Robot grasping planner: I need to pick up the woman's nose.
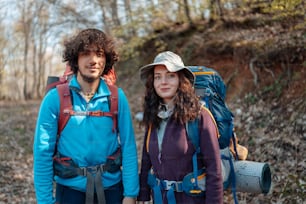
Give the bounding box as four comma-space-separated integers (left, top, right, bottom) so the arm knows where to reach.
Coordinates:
161, 76, 167, 84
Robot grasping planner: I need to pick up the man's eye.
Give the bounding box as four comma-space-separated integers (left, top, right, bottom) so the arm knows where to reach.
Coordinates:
97, 52, 104, 57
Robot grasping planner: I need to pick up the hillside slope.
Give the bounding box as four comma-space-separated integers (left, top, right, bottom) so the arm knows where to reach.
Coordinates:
116, 14, 306, 203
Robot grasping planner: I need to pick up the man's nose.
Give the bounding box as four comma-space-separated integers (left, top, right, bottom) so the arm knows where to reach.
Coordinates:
88, 52, 98, 63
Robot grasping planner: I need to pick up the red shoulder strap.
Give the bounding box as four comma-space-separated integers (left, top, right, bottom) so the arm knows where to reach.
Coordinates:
107, 84, 118, 132
56, 83, 72, 135
56, 82, 118, 134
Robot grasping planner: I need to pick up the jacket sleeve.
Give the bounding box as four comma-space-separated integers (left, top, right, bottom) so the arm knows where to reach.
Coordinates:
199, 108, 223, 204
33, 89, 59, 204
137, 127, 152, 201
117, 88, 140, 198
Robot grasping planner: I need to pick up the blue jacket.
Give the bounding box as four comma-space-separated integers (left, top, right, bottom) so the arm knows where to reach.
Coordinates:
33, 76, 139, 203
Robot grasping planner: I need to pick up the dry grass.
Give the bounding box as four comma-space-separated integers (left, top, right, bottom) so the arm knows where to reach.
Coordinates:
0, 78, 305, 203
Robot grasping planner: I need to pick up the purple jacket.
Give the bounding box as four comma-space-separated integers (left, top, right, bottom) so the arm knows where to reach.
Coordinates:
138, 108, 223, 204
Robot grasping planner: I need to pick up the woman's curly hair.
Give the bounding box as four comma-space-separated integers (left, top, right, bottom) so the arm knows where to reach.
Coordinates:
62, 28, 118, 76
142, 69, 201, 129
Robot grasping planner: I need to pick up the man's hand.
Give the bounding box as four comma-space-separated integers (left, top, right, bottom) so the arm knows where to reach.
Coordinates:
122, 197, 136, 204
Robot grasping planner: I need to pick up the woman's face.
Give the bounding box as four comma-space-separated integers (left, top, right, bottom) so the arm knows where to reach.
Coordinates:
153, 65, 179, 104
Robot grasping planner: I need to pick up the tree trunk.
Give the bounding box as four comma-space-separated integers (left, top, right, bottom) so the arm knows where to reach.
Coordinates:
22, 8, 30, 100
110, 0, 121, 26
96, 0, 111, 34
183, 0, 194, 27
209, 0, 224, 22
32, 39, 38, 98
123, 0, 136, 36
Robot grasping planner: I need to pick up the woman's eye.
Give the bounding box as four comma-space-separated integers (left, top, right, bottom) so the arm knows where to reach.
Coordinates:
154, 76, 161, 80
167, 73, 176, 78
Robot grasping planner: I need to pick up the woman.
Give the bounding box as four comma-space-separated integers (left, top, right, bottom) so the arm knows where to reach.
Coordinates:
137, 51, 223, 204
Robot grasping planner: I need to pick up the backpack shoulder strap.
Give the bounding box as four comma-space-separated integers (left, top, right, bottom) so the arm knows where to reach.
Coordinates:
56, 83, 119, 134
186, 119, 200, 151
186, 106, 220, 151
146, 124, 152, 153
56, 83, 72, 135
107, 84, 118, 132
200, 106, 220, 138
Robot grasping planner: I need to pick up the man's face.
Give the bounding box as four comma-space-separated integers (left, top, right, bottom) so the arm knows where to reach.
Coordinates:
77, 45, 105, 83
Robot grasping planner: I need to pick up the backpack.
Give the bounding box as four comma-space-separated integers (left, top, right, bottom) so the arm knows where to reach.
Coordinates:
185, 64, 275, 201
188, 65, 235, 150
145, 66, 270, 204
187, 65, 240, 203
45, 64, 119, 135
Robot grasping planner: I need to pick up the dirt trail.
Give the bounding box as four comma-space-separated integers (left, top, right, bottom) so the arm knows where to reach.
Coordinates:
1, 75, 305, 203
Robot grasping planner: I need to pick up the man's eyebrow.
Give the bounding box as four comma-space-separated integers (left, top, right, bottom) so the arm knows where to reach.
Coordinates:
82, 46, 104, 52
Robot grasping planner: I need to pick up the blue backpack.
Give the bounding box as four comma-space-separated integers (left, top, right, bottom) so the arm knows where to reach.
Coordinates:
188, 65, 235, 150
187, 66, 239, 203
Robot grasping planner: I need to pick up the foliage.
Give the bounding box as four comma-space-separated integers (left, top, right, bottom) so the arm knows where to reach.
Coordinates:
244, 93, 259, 105
0, 0, 305, 99
262, 77, 286, 98
270, 0, 304, 13
116, 35, 148, 61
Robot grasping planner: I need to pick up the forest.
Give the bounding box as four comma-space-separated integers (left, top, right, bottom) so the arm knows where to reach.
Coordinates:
0, 0, 305, 203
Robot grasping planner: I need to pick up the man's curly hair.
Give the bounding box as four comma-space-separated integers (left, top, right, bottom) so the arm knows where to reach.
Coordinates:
62, 28, 118, 76
142, 69, 201, 129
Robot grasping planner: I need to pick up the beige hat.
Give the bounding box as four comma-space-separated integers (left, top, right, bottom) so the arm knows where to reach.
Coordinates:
139, 51, 194, 84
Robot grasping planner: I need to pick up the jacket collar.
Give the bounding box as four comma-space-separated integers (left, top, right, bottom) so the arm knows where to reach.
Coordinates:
69, 75, 111, 97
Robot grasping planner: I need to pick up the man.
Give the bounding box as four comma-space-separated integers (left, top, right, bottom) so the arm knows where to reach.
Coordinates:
33, 28, 139, 204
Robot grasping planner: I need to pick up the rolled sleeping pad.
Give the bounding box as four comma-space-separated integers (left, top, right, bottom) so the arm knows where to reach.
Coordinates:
234, 160, 271, 194
47, 76, 60, 85
45, 76, 61, 94
45, 74, 73, 94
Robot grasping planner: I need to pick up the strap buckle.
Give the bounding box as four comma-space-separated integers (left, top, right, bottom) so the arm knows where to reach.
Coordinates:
79, 164, 107, 176
161, 180, 183, 192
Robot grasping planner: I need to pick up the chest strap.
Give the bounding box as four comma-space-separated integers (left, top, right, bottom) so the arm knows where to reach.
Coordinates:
157, 178, 183, 192
57, 82, 119, 136
147, 172, 183, 204
63, 109, 114, 117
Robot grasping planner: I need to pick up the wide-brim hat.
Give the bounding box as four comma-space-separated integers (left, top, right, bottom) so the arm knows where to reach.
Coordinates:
139, 51, 194, 85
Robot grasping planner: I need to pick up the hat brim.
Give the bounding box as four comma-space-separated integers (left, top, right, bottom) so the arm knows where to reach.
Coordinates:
139, 62, 195, 85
